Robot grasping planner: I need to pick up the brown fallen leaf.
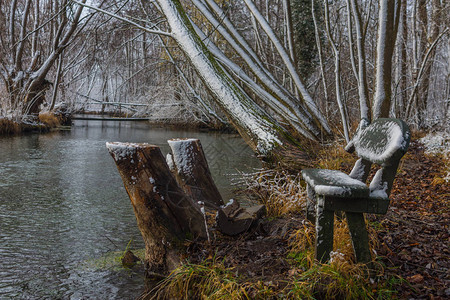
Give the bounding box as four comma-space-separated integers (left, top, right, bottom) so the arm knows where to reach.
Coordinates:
407, 274, 424, 284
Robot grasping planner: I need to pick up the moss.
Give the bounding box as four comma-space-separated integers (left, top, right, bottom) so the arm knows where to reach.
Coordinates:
81, 249, 145, 271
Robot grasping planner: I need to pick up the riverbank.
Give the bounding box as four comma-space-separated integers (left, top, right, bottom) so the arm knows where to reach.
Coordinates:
0, 111, 72, 136
0, 117, 50, 135
73, 110, 235, 132
139, 134, 449, 299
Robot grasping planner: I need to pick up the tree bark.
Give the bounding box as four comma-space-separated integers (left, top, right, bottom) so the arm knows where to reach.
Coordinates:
106, 142, 206, 276
155, 0, 314, 164
167, 138, 224, 209
350, 0, 370, 121
416, 0, 441, 127
372, 0, 401, 119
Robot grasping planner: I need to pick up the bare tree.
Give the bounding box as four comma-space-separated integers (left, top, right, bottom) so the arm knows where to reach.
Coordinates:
0, 0, 88, 117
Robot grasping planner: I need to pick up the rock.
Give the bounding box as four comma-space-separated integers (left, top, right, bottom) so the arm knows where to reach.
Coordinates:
122, 250, 140, 268
216, 199, 266, 236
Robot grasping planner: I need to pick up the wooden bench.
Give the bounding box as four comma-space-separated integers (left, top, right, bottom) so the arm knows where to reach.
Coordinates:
301, 118, 411, 263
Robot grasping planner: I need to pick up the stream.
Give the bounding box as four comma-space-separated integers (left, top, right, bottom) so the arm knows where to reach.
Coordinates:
0, 119, 260, 299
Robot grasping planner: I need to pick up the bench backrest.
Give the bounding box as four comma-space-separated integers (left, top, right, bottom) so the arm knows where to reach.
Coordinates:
353, 118, 410, 166
347, 118, 410, 199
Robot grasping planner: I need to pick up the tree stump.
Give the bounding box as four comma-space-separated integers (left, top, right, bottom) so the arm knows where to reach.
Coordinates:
106, 142, 206, 276
167, 138, 224, 209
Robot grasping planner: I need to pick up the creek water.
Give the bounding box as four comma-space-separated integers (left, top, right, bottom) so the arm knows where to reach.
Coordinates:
0, 119, 260, 299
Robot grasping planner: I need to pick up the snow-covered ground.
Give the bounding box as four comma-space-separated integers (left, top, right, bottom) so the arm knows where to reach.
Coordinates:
419, 132, 450, 182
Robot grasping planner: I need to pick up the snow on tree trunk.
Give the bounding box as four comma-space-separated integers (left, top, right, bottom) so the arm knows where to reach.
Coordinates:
156, 0, 291, 156
167, 138, 224, 209
350, 0, 371, 122
242, 0, 331, 134
106, 142, 207, 276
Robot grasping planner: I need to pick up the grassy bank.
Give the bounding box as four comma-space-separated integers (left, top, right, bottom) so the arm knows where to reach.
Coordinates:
137, 134, 448, 299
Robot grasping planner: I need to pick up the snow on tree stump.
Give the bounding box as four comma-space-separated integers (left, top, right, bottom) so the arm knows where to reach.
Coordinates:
167, 138, 224, 209
216, 199, 266, 236
106, 142, 207, 276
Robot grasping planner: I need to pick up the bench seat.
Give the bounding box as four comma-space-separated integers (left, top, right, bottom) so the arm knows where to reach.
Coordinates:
302, 169, 369, 198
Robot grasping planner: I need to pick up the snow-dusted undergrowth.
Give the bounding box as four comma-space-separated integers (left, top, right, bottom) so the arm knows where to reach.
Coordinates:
235, 169, 306, 216
419, 132, 450, 182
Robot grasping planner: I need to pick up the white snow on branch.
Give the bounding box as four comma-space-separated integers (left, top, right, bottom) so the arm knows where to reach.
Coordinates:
157, 0, 282, 153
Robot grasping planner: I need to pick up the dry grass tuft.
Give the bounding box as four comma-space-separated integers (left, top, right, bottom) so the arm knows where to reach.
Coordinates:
143, 260, 248, 300
286, 219, 388, 299
238, 169, 307, 217
289, 217, 380, 264
38, 112, 60, 127
0, 118, 22, 135
315, 141, 356, 171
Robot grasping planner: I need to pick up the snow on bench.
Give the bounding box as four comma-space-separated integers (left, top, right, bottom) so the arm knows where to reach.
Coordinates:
301, 118, 410, 263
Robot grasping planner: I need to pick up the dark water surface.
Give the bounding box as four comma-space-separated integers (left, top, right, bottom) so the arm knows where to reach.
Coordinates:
0, 120, 260, 299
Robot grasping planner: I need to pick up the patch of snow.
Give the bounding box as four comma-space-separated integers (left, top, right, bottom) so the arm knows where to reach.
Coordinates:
314, 185, 351, 197
329, 251, 345, 263
369, 169, 389, 199
355, 120, 406, 163
149, 177, 155, 184
419, 132, 450, 182
419, 132, 450, 155
349, 158, 366, 181
106, 142, 146, 161
222, 199, 234, 208
303, 169, 367, 197
304, 170, 367, 187
166, 153, 174, 171
168, 138, 197, 176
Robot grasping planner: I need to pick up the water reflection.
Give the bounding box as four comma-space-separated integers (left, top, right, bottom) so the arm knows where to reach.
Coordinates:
0, 120, 260, 298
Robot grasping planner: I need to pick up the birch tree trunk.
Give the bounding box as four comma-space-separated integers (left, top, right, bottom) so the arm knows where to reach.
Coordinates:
155, 0, 313, 167
415, 0, 441, 127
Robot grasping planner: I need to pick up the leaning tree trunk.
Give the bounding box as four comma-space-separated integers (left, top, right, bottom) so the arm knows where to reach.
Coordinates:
155, 0, 314, 168
106, 142, 206, 276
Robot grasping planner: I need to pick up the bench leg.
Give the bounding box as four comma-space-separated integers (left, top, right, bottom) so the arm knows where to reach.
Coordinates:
346, 212, 371, 263
306, 184, 316, 224
315, 196, 334, 263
